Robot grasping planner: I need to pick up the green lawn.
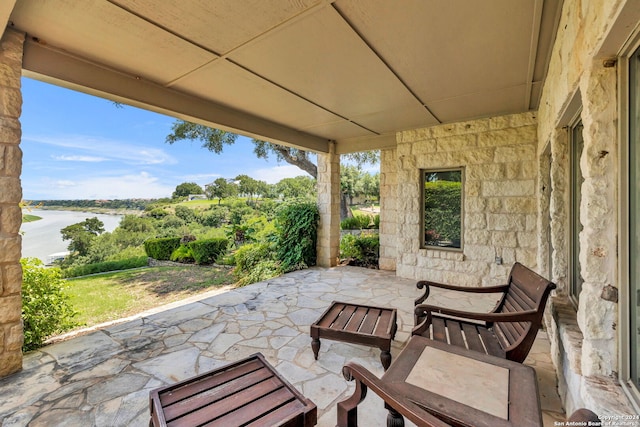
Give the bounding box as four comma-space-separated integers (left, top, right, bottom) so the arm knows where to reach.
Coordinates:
22, 214, 42, 223
64, 266, 236, 328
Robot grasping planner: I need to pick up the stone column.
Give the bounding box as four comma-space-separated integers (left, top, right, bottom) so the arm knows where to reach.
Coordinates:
577, 61, 618, 377
0, 28, 24, 377
379, 148, 397, 271
316, 143, 340, 267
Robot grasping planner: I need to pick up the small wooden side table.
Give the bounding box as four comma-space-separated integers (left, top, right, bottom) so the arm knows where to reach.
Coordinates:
149, 353, 317, 427
310, 301, 397, 370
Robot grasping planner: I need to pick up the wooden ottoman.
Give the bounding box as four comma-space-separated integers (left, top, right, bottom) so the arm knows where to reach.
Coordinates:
149, 353, 317, 427
310, 301, 397, 370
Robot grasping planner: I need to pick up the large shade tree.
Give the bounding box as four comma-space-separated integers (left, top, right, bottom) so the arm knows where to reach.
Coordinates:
166, 120, 378, 219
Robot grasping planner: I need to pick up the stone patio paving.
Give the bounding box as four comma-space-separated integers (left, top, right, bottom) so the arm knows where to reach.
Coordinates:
0, 266, 564, 426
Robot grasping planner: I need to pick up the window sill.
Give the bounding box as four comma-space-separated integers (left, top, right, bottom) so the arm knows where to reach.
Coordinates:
419, 248, 465, 261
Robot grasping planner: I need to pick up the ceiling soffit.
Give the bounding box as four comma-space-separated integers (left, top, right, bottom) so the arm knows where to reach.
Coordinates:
8, 0, 560, 153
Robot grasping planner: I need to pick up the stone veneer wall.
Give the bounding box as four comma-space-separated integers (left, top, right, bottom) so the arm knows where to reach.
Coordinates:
316, 143, 340, 268
0, 29, 24, 377
391, 112, 538, 285
378, 148, 397, 271
537, 0, 635, 416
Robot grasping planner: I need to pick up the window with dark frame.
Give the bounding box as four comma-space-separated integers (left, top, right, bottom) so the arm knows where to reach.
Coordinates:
570, 118, 584, 307
421, 168, 463, 250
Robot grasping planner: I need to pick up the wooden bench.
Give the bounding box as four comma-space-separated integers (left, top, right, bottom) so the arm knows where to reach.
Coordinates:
413, 262, 556, 363
149, 353, 317, 427
310, 301, 397, 370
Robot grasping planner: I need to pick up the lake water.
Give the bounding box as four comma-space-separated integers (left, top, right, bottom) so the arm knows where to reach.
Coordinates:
20, 210, 123, 263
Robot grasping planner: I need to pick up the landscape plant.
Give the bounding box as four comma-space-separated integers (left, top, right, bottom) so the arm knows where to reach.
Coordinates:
144, 237, 182, 260
21, 258, 80, 351
188, 237, 229, 264
275, 199, 319, 272
339, 234, 379, 268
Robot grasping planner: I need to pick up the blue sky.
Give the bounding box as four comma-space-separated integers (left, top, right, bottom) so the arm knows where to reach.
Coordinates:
20, 77, 307, 200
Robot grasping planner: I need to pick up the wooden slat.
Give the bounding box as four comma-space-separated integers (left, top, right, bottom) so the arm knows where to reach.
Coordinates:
359, 309, 380, 334
331, 305, 357, 330
168, 377, 284, 426
509, 285, 535, 309
373, 310, 393, 336
243, 399, 307, 427
461, 322, 486, 354
160, 359, 263, 407
203, 387, 295, 427
479, 327, 505, 357
164, 369, 275, 423
446, 320, 466, 348
495, 321, 519, 346
431, 317, 447, 342
316, 303, 345, 328
345, 306, 368, 332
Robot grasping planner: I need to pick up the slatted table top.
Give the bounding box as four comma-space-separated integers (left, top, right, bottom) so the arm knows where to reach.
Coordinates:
311, 301, 397, 340
149, 353, 317, 427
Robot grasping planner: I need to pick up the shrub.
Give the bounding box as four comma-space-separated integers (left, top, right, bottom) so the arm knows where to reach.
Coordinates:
170, 245, 195, 263
188, 237, 229, 264
21, 258, 80, 351
174, 205, 197, 223
199, 207, 228, 227
61, 256, 148, 278
340, 234, 379, 268
373, 214, 380, 229
275, 199, 319, 272
144, 237, 181, 260
340, 214, 373, 230
233, 242, 279, 285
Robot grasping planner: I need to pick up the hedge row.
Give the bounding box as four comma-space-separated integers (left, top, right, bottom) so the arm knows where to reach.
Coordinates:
61, 256, 149, 278
143, 237, 181, 260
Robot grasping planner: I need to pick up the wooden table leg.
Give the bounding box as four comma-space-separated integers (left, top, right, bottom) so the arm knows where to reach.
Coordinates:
385, 404, 405, 427
380, 349, 392, 370
311, 338, 320, 360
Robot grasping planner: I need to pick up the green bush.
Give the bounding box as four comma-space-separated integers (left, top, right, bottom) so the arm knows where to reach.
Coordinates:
61, 256, 148, 278
21, 258, 80, 351
340, 214, 374, 230
169, 245, 194, 263
275, 199, 319, 272
233, 242, 279, 285
340, 234, 379, 268
188, 238, 229, 264
144, 237, 181, 260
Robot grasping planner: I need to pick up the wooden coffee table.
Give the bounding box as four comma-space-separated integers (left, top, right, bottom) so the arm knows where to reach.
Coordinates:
339, 336, 542, 427
310, 301, 397, 370
149, 353, 317, 427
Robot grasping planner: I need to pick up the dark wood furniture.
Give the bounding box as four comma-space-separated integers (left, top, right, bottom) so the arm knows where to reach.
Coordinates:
149, 353, 317, 427
413, 262, 556, 362
311, 301, 397, 370
338, 335, 542, 427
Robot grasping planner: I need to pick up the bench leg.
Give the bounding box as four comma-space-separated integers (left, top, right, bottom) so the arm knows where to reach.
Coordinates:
380, 350, 392, 370
311, 338, 320, 360
385, 404, 404, 427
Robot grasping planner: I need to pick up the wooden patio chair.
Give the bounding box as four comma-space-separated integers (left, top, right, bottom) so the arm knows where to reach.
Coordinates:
412, 262, 556, 363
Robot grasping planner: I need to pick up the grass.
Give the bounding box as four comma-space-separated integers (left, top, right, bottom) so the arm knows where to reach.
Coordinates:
22, 214, 42, 222
64, 265, 236, 329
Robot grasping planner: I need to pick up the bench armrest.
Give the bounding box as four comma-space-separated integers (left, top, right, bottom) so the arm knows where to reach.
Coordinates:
338, 362, 451, 427
415, 280, 509, 305
415, 304, 540, 324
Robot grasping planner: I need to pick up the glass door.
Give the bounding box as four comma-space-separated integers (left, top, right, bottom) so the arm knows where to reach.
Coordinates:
570, 119, 584, 306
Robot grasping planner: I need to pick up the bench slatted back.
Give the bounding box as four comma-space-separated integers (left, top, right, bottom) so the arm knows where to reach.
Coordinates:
493, 262, 556, 362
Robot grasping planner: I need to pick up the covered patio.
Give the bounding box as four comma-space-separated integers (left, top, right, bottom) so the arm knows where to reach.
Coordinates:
0, 266, 563, 426
2, 0, 640, 420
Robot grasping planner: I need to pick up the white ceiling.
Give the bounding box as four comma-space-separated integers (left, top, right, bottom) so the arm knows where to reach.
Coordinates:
6, 0, 562, 154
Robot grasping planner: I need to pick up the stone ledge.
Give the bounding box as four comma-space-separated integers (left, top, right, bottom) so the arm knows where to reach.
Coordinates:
551, 296, 583, 374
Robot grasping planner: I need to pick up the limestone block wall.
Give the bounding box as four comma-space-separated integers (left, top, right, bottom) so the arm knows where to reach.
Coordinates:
0, 29, 24, 377
379, 148, 397, 271
316, 144, 340, 268
391, 112, 538, 285
536, 0, 635, 416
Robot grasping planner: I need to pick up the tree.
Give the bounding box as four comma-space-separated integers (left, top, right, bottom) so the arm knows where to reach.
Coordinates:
60, 217, 105, 256
276, 176, 317, 199
166, 120, 379, 219
172, 182, 204, 200
235, 174, 261, 202
205, 177, 238, 204
341, 165, 364, 206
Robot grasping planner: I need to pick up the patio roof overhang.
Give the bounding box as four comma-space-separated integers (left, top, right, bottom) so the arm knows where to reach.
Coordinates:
4, 0, 562, 154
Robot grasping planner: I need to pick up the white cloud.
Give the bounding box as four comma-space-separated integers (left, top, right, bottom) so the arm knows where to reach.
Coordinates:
24, 172, 174, 199
23, 134, 177, 165
52, 155, 107, 162
252, 164, 310, 184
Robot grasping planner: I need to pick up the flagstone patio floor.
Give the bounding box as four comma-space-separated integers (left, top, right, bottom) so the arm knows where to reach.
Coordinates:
0, 266, 565, 426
